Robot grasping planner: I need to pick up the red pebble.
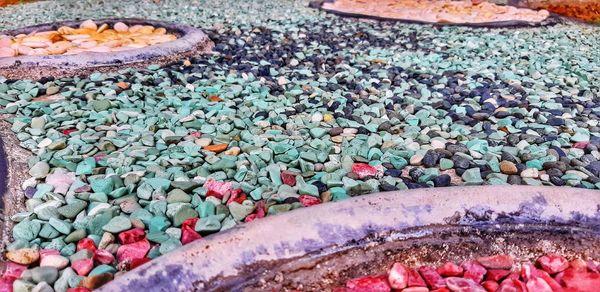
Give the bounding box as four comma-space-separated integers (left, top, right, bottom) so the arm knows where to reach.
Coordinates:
281, 171, 298, 186
129, 258, 151, 270
245, 201, 266, 223
76, 238, 97, 253
181, 217, 199, 229
481, 281, 499, 292
569, 258, 587, 271
94, 249, 115, 265
388, 263, 409, 289
190, 131, 202, 138
72, 258, 93, 276
519, 262, 538, 282
118, 228, 146, 244
39, 249, 60, 261
204, 179, 232, 199
485, 269, 511, 282
497, 279, 526, 292
418, 266, 446, 289
445, 277, 486, 292
117, 239, 151, 263
537, 254, 569, 274
526, 277, 552, 292
588, 260, 600, 273
66, 288, 91, 292
299, 195, 322, 207
62, 128, 77, 136
0, 275, 14, 292
477, 255, 514, 270
407, 268, 427, 287
94, 154, 106, 162
351, 163, 378, 179
345, 275, 391, 292
537, 270, 562, 291
461, 260, 487, 283
437, 262, 463, 277
561, 268, 600, 291
226, 189, 247, 205
181, 225, 202, 245
1, 262, 27, 279
573, 141, 590, 149
431, 288, 450, 292
402, 288, 429, 292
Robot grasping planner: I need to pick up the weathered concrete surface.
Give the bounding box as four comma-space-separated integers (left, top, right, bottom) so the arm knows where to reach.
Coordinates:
100, 186, 600, 291
0, 115, 29, 255
0, 18, 214, 80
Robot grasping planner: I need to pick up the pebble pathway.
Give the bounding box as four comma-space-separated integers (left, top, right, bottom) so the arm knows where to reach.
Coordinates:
0, 0, 600, 291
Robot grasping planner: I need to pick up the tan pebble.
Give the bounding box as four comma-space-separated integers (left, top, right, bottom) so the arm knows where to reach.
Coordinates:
6, 248, 39, 265
80, 273, 113, 290
0, 47, 15, 57
0, 37, 12, 48
17, 45, 33, 55
138, 25, 155, 34
113, 22, 129, 33
79, 41, 98, 49
80, 19, 98, 30
21, 41, 49, 48
128, 25, 144, 33
98, 232, 115, 249
57, 26, 76, 34
47, 41, 72, 54
63, 34, 91, 41
224, 147, 241, 156
153, 27, 167, 35
183, 59, 191, 66
97, 23, 109, 33
28, 48, 49, 56
101, 40, 122, 48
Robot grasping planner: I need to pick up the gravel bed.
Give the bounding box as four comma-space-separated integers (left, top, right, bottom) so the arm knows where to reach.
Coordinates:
0, 0, 599, 291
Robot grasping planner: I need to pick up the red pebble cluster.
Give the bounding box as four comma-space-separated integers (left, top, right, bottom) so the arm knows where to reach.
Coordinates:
336, 254, 600, 291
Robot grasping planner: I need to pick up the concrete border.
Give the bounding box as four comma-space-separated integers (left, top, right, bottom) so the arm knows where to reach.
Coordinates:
100, 185, 600, 291
0, 18, 214, 80
0, 116, 29, 255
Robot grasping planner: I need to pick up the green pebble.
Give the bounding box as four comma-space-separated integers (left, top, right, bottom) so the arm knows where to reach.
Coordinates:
65, 229, 86, 243
195, 215, 222, 233
166, 189, 192, 204
172, 207, 198, 227
102, 216, 132, 233
13, 220, 41, 241
439, 158, 454, 170
159, 238, 182, 255
89, 265, 117, 276
149, 216, 171, 233
462, 168, 483, 185
57, 200, 87, 219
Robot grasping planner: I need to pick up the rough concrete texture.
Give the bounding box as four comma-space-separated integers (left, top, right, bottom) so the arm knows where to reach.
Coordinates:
0, 115, 29, 255
0, 18, 214, 80
99, 185, 600, 291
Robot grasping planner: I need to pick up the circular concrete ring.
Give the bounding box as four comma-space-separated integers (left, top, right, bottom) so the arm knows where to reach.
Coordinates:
0, 18, 214, 80
99, 185, 600, 291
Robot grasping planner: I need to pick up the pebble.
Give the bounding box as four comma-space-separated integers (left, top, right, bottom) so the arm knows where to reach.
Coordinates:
1, 4, 600, 288
499, 161, 518, 175
6, 248, 40, 265
39, 254, 69, 269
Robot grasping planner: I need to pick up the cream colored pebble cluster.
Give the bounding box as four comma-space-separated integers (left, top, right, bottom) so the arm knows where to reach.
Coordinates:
0, 19, 178, 58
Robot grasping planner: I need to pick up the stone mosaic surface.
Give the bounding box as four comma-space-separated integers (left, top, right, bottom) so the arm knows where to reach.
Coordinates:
0, 0, 599, 291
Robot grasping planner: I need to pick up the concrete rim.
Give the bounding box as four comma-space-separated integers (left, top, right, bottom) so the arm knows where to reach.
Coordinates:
99, 185, 600, 291
0, 18, 214, 79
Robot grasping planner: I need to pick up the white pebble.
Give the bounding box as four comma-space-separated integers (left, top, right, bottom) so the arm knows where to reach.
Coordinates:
40, 254, 69, 269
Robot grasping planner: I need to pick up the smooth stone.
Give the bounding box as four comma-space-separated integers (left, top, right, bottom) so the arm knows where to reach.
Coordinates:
29, 161, 50, 179
102, 216, 132, 233
40, 254, 69, 269
6, 248, 39, 265
30, 266, 58, 284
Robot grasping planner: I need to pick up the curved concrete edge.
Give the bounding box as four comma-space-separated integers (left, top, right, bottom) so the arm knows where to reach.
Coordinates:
100, 185, 600, 292
0, 115, 29, 255
309, 0, 564, 28
0, 18, 214, 80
